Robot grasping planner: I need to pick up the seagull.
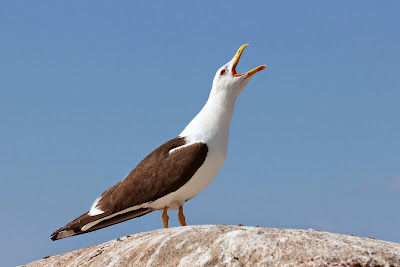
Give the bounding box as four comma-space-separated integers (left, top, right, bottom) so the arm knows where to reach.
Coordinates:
51, 44, 267, 241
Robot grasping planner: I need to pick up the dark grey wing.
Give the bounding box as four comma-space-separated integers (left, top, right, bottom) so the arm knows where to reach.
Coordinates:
96, 137, 208, 213
51, 137, 208, 240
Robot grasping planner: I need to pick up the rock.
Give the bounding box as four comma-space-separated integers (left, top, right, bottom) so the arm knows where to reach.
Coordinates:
23, 225, 400, 266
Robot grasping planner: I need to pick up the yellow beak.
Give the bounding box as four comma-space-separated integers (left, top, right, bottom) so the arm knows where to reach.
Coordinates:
232, 44, 267, 77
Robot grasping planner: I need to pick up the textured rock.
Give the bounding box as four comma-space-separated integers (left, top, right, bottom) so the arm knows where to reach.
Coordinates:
24, 225, 400, 267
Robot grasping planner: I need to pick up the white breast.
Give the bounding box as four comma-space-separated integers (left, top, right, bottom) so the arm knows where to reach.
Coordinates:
145, 141, 226, 210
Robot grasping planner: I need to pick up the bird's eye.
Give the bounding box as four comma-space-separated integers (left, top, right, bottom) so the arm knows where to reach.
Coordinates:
220, 69, 226, 76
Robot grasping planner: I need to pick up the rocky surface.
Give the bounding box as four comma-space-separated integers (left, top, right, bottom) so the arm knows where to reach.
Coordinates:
24, 225, 400, 266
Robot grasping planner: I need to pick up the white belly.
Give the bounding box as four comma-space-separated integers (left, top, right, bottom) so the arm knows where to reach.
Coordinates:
144, 147, 226, 210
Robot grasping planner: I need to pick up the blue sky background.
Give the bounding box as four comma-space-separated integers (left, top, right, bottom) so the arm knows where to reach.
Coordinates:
1, 1, 399, 266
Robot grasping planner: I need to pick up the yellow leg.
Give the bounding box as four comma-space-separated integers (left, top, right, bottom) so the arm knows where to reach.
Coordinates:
178, 205, 187, 226
162, 207, 169, 228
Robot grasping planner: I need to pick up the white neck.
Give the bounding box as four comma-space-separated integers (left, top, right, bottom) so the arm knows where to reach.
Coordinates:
179, 88, 239, 156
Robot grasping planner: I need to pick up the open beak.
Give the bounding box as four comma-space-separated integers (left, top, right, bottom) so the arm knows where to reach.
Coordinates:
232, 44, 267, 77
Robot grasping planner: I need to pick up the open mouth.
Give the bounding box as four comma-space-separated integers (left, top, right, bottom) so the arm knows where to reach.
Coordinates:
232, 44, 267, 77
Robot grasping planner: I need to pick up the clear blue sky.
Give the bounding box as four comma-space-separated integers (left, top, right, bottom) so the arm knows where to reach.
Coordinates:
1, 1, 399, 266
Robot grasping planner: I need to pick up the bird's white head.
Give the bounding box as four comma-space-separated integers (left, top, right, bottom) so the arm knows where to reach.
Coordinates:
180, 44, 267, 144
211, 44, 267, 99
